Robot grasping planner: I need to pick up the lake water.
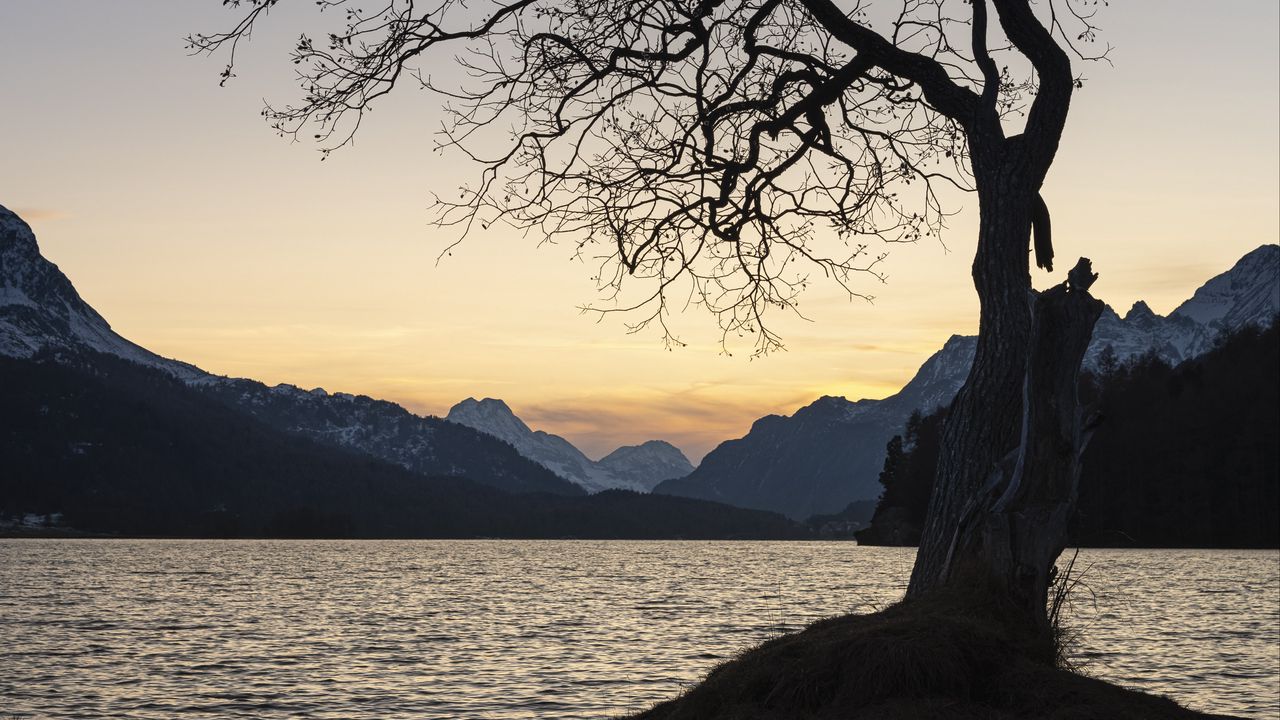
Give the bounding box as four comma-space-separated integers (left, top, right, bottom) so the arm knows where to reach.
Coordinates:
1, 540, 1275, 719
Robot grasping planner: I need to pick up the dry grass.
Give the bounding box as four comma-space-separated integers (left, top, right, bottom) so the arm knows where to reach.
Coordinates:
623, 587, 1229, 720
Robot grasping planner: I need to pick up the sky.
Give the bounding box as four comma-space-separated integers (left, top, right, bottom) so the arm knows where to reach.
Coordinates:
1, 1, 1277, 462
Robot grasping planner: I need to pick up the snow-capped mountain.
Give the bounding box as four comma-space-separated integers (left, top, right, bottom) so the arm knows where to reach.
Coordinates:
0, 204, 580, 497
1087, 245, 1278, 368
1084, 301, 1206, 369
446, 397, 693, 492
1171, 245, 1279, 330
0, 206, 203, 380
657, 246, 1279, 519
597, 440, 696, 491
200, 380, 582, 495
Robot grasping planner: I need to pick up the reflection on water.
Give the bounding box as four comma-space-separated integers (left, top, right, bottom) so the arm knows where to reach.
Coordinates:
0, 541, 1275, 719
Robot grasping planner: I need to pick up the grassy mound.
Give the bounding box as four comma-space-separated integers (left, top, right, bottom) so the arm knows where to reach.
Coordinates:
625, 590, 1230, 720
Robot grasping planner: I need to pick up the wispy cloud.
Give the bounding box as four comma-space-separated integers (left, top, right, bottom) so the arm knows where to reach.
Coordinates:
511, 387, 823, 463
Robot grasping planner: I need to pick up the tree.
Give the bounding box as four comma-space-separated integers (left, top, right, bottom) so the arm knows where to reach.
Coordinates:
877, 434, 906, 502
1096, 342, 1119, 379
192, 0, 1108, 627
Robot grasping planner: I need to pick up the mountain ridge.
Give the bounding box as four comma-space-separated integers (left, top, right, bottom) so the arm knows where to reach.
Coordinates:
445, 397, 693, 492
0, 206, 206, 380
0, 346, 804, 539
656, 245, 1279, 519
5, 203, 1275, 518
0, 204, 582, 497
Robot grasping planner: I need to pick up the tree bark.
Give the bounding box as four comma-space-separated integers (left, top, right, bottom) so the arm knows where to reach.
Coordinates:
907, 127, 1103, 627
909, 150, 1036, 601
977, 280, 1103, 619
912, 277, 1103, 622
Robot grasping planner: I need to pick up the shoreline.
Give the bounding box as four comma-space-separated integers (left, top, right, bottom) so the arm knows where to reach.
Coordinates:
3, 531, 1278, 550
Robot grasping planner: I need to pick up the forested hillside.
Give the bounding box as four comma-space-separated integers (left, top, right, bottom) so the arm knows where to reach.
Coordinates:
0, 350, 806, 539
857, 321, 1279, 548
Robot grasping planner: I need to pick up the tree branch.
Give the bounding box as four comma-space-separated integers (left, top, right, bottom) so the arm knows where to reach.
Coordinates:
797, 0, 979, 126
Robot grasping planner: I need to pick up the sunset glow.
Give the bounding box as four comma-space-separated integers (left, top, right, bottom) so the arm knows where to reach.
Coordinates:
2, 1, 1276, 461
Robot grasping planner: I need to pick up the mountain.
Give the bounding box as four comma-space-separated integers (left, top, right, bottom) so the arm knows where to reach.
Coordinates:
204, 382, 581, 496
0, 348, 805, 539
1085, 245, 1279, 369
654, 335, 975, 520
6, 199, 1274, 525
857, 321, 1280, 548
597, 440, 695, 491
1084, 301, 1206, 369
0, 203, 812, 538
446, 397, 693, 492
1171, 245, 1279, 329
0, 204, 580, 497
0, 205, 202, 380
656, 246, 1280, 519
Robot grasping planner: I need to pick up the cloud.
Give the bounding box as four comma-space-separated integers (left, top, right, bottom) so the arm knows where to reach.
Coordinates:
512, 386, 820, 463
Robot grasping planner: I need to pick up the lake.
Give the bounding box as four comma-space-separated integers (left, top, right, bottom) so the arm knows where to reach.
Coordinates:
1, 540, 1275, 719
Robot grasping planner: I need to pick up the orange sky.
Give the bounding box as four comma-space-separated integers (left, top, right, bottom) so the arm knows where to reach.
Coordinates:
2, 1, 1277, 461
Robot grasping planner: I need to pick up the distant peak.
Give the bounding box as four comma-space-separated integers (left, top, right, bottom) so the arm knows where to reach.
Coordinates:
1124, 300, 1156, 321
1230, 245, 1280, 279
0, 204, 39, 257
444, 397, 531, 438
811, 394, 850, 406
940, 334, 977, 351
1241, 244, 1280, 262
448, 396, 514, 415
597, 439, 694, 487
603, 438, 687, 458
792, 395, 864, 422
1170, 244, 1280, 327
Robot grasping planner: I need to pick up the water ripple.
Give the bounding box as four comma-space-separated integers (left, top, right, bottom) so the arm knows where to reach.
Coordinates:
0, 540, 1275, 719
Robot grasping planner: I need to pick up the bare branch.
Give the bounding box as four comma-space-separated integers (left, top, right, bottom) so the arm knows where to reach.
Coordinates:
192, 0, 1107, 354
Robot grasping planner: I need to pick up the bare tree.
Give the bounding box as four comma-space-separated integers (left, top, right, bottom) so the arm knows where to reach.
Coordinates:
192, 0, 1108, 627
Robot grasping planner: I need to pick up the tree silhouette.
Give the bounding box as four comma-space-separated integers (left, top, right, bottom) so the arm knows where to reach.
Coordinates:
192, 0, 1109, 627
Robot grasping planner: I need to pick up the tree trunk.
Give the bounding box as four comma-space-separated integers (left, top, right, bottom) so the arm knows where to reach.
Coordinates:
906, 147, 1104, 625
968, 280, 1103, 620
909, 160, 1035, 599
